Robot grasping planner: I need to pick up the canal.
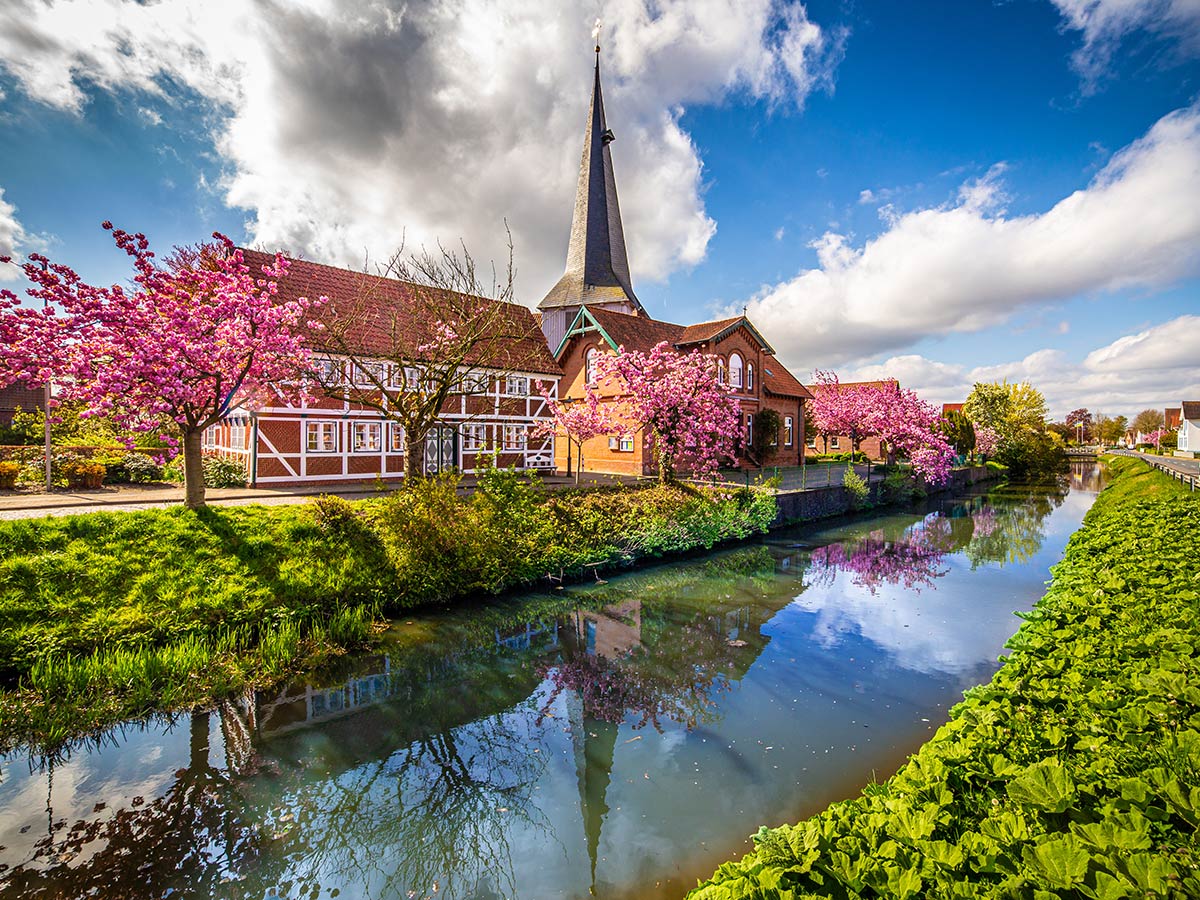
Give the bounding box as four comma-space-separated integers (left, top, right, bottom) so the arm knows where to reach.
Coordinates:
0, 464, 1103, 899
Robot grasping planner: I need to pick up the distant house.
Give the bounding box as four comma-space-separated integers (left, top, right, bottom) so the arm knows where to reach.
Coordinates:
1177, 402, 1200, 457
941, 403, 964, 417
802, 380, 902, 460
1165, 407, 1182, 432
0, 382, 44, 428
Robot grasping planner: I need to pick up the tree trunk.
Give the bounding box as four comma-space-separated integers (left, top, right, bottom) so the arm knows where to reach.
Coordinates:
182, 428, 206, 509
575, 440, 582, 486
405, 445, 423, 483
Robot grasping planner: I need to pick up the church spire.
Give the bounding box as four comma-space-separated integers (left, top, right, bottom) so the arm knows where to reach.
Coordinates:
538, 27, 643, 316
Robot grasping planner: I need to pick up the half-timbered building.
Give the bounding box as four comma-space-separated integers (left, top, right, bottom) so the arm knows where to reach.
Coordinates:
203, 254, 562, 486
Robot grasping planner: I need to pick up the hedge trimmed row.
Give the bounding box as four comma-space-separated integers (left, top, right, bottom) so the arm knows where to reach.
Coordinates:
689, 458, 1200, 899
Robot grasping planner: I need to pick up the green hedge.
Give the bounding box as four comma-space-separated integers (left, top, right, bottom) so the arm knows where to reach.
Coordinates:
0, 472, 775, 751
689, 457, 1200, 899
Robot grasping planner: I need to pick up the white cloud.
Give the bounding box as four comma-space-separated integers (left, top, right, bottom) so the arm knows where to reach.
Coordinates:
842, 315, 1200, 418
0, 0, 843, 304
774, 225, 785, 241
1051, 0, 1200, 87
742, 104, 1200, 369
0, 186, 30, 281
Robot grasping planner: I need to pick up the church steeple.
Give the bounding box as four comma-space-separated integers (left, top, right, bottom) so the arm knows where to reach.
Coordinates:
539, 29, 644, 346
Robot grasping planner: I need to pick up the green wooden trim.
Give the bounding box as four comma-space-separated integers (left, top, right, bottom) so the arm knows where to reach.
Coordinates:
553, 306, 618, 357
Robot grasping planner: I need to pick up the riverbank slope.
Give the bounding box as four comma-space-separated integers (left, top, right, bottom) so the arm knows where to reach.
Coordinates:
689, 456, 1200, 899
0, 472, 775, 752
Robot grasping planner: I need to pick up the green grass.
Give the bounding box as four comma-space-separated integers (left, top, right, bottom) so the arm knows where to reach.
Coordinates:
0, 473, 776, 753
689, 457, 1200, 899
1094, 454, 1193, 508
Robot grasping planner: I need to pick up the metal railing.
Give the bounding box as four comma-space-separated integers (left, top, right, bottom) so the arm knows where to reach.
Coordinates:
1109, 449, 1198, 491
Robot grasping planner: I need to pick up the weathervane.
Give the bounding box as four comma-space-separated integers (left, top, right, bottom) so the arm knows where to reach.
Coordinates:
593, 18, 602, 53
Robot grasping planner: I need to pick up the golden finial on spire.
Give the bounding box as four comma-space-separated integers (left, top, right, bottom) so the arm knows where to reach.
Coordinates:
592, 18, 602, 53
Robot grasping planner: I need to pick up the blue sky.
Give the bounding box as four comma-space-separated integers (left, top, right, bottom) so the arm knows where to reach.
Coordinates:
1, 0, 1198, 417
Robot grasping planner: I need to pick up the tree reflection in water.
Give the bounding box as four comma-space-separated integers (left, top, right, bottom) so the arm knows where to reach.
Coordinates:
803, 484, 1068, 594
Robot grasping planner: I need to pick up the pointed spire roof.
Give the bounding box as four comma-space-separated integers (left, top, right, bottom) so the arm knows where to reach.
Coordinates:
539, 43, 644, 313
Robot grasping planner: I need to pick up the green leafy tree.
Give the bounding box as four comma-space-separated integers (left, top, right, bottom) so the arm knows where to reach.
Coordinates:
1131, 408, 1164, 436
942, 409, 976, 459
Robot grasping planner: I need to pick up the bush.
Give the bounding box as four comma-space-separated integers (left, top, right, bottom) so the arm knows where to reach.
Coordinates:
202, 456, 248, 488
842, 466, 869, 509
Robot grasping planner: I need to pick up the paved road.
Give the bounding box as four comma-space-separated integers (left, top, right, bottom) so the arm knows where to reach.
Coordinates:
1112, 449, 1199, 475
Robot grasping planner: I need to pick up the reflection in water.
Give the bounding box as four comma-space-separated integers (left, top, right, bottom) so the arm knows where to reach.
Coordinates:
0, 470, 1099, 900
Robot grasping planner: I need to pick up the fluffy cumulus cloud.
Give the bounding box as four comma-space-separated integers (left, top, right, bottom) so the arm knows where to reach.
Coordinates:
1051, 0, 1200, 86
843, 315, 1200, 418
743, 104, 1200, 369
0, 0, 842, 303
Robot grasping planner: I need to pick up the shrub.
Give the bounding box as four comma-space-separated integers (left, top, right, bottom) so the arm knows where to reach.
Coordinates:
842, 467, 869, 509
202, 456, 248, 488
122, 452, 163, 483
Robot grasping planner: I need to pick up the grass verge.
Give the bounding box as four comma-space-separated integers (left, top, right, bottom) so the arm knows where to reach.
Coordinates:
688, 456, 1200, 899
0, 471, 775, 754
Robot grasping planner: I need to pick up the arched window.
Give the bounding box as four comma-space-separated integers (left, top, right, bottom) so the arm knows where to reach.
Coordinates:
746, 363, 754, 391
585, 348, 599, 386
729, 353, 744, 389
717, 358, 727, 385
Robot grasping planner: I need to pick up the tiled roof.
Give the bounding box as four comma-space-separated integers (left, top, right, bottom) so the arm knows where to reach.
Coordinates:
241, 250, 561, 376
761, 361, 812, 399
1182, 402, 1200, 421
586, 307, 684, 354
1166, 407, 1182, 429
677, 316, 743, 344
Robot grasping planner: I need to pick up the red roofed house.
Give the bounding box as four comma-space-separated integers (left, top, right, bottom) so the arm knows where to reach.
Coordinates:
535, 48, 810, 477
203, 253, 562, 486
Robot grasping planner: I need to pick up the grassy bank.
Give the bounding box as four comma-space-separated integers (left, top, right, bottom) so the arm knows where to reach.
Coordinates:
0, 470, 775, 752
689, 456, 1200, 899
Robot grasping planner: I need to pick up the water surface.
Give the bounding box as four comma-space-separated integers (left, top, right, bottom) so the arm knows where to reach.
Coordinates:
0, 466, 1101, 899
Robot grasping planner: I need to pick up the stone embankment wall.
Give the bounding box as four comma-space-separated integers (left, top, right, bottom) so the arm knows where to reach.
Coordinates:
771, 465, 999, 527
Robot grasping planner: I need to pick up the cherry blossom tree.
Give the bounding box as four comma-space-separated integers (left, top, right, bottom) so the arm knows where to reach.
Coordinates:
975, 425, 999, 458
535, 381, 615, 484
1, 223, 322, 508
595, 342, 739, 482
807, 370, 879, 455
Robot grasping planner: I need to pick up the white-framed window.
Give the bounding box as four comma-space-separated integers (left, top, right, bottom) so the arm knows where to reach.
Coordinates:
745, 414, 753, 449
352, 421, 382, 452
462, 424, 486, 450
503, 424, 527, 450
403, 367, 421, 390
585, 348, 599, 386
717, 359, 727, 385
620, 435, 634, 452
461, 371, 490, 394
729, 353, 744, 389
389, 423, 406, 453
306, 421, 339, 453
353, 362, 385, 387
314, 357, 341, 384
202, 427, 217, 449
506, 375, 529, 397
784, 416, 794, 447
231, 421, 246, 449
806, 435, 817, 449
747, 364, 754, 391
830, 436, 840, 449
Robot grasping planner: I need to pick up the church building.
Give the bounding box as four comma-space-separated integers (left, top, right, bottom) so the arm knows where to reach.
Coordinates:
539, 42, 810, 478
